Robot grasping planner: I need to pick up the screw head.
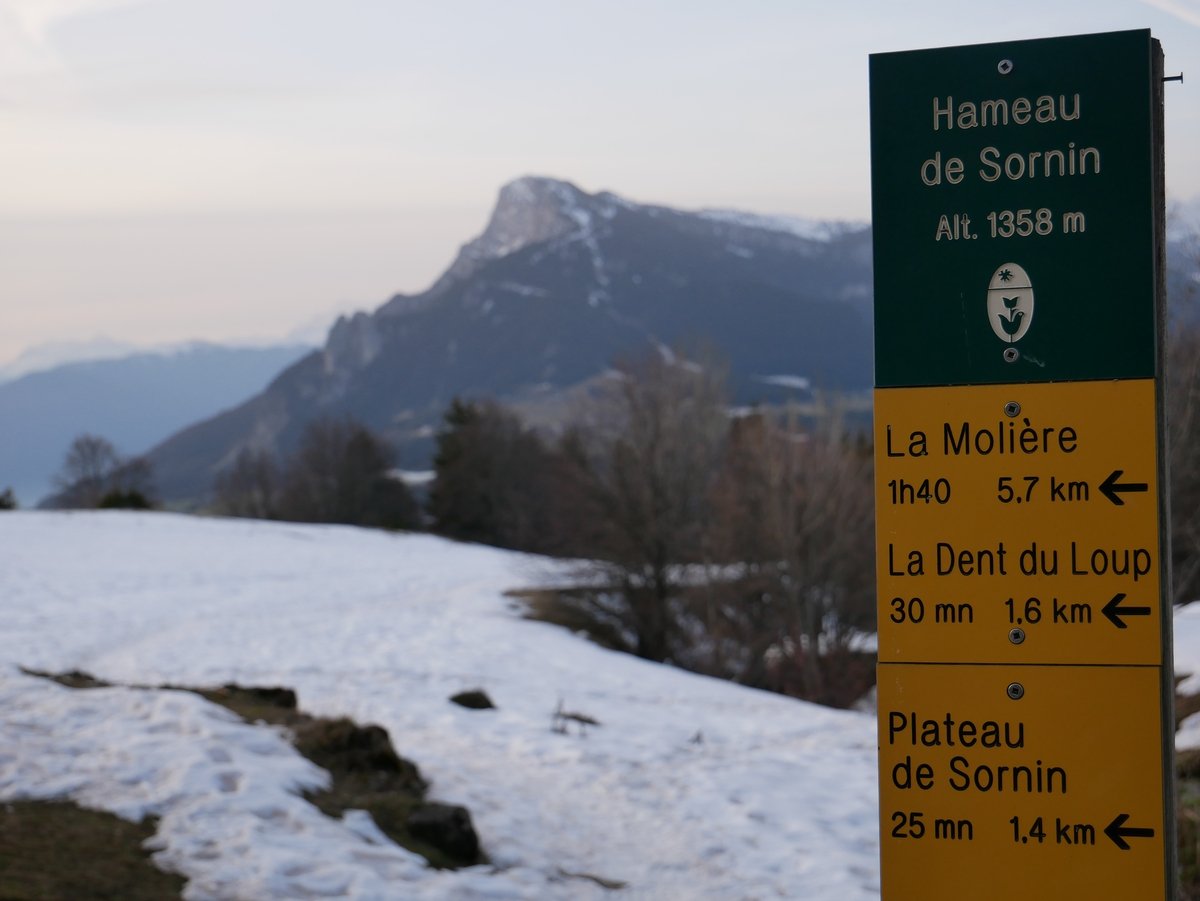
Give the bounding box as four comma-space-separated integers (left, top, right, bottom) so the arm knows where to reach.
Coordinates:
1007, 682, 1025, 700
1003, 347, 1020, 363
1009, 627, 1026, 645
998, 59, 1014, 75
1004, 401, 1021, 418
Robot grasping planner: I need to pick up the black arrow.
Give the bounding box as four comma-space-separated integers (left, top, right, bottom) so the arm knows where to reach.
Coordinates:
1099, 470, 1149, 506
1104, 814, 1155, 850
1101, 593, 1153, 629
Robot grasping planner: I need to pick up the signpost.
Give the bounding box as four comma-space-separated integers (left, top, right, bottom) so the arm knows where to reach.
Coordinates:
875, 379, 1162, 667
870, 30, 1173, 898
878, 665, 1165, 898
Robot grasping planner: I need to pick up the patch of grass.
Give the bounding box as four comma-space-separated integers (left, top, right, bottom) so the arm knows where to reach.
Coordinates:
192, 683, 302, 727
21, 667, 113, 690
294, 717, 478, 868
22, 670, 485, 871
508, 586, 635, 653
0, 801, 184, 900
512, 586, 877, 709
195, 685, 482, 868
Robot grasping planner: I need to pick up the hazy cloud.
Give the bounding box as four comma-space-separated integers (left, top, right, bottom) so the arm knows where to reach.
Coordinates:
0, 0, 155, 78
1142, 0, 1200, 27
2, 0, 151, 42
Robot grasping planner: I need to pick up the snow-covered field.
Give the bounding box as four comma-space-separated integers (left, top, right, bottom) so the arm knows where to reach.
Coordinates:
0, 512, 881, 900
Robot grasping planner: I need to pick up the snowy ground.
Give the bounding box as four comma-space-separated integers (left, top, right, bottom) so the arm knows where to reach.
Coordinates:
0, 512, 880, 900
1171, 600, 1200, 750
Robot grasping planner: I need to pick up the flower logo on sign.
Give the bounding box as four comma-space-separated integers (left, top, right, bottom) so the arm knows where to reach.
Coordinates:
987, 262, 1034, 344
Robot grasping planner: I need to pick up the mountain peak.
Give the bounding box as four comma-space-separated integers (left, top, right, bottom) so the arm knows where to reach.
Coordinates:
499, 174, 586, 206
383, 177, 611, 313
147, 177, 877, 502
476, 175, 591, 259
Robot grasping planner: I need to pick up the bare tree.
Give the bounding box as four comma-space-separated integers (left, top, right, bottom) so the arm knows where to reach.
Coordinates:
1169, 324, 1200, 604
1168, 228, 1200, 604
51, 434, 121, 508
105, 456, 157, 504
277, 417, 418, 529
47, 434, 158, 509
213, 448, 281, 519
428, 399, 568, 553
565, 348, 730, 661
435, 350, 877, 706
706, 404, 875, 705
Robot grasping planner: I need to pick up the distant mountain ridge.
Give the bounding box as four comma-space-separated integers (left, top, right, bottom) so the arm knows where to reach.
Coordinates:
0, 338, 146, 384
147, 176, 877, 503
0, 343, 310, 505
0, 336, 322, 385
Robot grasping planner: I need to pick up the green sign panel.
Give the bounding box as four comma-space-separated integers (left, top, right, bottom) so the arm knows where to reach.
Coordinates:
871, 30, 1159, 387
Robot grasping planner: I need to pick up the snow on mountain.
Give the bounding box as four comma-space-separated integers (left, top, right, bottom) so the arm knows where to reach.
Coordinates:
0, 337, 143, 383
0, 512, 881, 899
146, 177, 876, 503
0, 318, 334, 387
0, 337, 319, 386
698, 209, 868, 243
755, 374, 812, 391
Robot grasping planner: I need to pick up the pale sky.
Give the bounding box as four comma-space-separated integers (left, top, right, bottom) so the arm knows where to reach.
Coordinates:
2, 0, 1198, 364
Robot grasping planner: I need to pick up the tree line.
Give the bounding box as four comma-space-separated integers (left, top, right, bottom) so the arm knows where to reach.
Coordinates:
41, 434, 157, 510
32, 351, 875, 707
425, 351, 877, 707
211, 419, 419, 529
20, 298, 1200, 708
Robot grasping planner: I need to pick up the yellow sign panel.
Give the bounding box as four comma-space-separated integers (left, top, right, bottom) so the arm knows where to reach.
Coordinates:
878, 663, 1167, 900
875, 380, 1161, 666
